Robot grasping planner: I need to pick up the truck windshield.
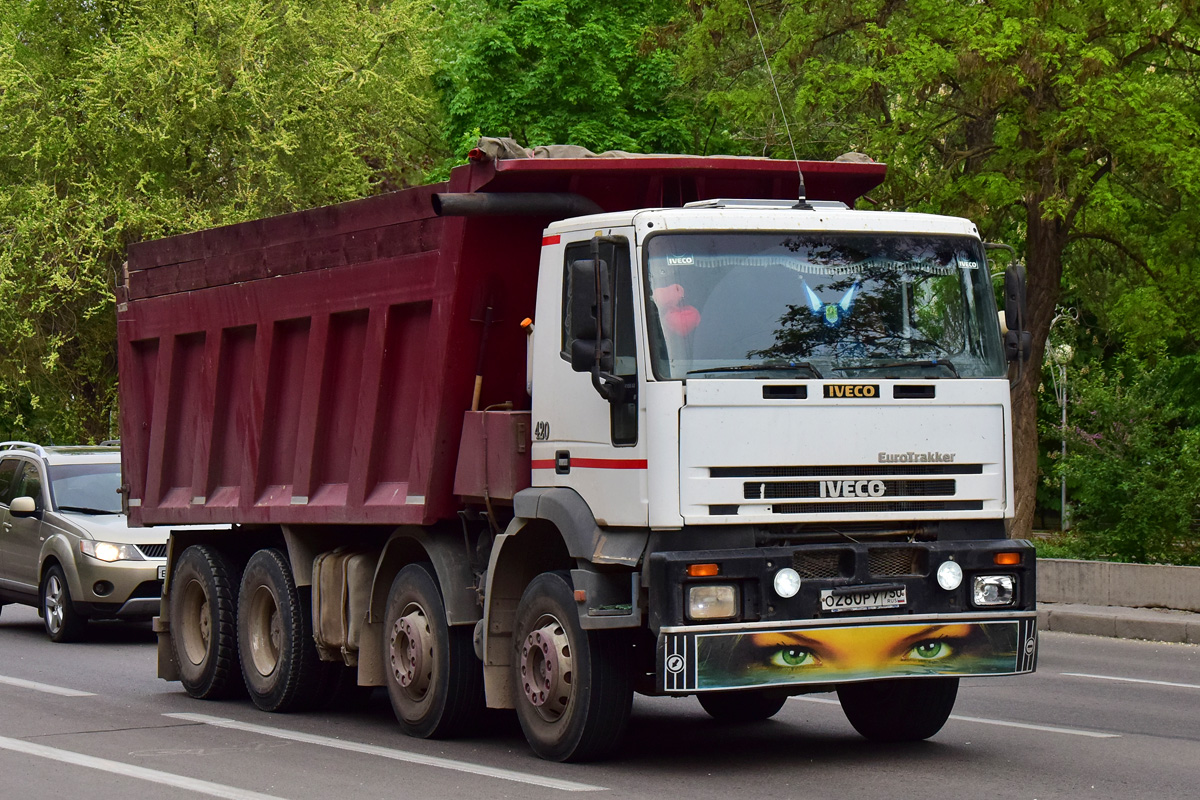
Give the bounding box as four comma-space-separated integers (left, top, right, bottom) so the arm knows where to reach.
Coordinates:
643, 232, 1006, 380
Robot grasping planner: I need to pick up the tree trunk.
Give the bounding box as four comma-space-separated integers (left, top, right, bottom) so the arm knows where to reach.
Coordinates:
1009, 200, 1066, 539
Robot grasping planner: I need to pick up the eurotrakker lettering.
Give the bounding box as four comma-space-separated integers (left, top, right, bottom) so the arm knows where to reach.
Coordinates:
878, 451, 956, 463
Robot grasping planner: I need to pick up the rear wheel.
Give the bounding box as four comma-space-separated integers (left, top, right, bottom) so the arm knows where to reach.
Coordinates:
41, 564, 88, 643
512, 571, 633, 762
170, 545, 241, 699
237, 548, 326, 712
383, 563, 484, 738
837, 677, 959, 742
698, 689, 788, 722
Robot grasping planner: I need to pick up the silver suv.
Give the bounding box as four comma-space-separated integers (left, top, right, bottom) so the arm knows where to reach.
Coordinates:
0, 442, 168, 641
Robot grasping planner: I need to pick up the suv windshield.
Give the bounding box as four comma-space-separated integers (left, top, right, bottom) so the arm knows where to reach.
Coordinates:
644, 232, 1006, 379
49, 463, 122, 514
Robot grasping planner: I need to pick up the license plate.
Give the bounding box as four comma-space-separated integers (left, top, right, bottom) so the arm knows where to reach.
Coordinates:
157, 565, 167, 581
819, 586, 906, 612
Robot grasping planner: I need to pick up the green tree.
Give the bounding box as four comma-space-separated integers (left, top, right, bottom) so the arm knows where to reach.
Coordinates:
434, 0, 718, 157
683, 0, 1200, 537
0, 0, 438, 442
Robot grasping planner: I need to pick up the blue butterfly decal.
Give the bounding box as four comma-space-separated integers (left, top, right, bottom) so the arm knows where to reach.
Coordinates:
803, 280, 860, 327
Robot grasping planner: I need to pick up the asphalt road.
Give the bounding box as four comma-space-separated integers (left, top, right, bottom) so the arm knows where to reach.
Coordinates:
0, 603, 1196, 800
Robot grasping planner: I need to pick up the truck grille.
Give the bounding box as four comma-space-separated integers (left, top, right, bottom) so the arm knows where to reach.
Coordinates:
713, 464, 982, 478
745, 479, 956, 499
774, 500, 983, 514
791, 546, 930, 579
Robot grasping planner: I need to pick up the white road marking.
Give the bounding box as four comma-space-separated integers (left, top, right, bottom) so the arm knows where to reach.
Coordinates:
0, 674, 95, 697
164, 713, 607, 792
789, 696, 1120, 738
1062, 672, 1200, 691
0, 735, 286, 800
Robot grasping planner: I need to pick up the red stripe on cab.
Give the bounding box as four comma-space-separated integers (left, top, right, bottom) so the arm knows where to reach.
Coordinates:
542, 235, 561, 246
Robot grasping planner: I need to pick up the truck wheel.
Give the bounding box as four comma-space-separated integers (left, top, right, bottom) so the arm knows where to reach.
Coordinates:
237, 548, 325, 712
512, 571, 633, 762
383, 563, 484, 738
698, 689, 788, 722
41, 564, 88, 643
170, 545, 241, 699
837, 677, 959, 742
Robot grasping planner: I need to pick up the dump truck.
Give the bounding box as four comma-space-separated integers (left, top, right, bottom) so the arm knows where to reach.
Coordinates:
118, 142, 1037, 762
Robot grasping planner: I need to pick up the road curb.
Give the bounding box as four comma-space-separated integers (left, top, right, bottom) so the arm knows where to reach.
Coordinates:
1038, 603, 1200, 645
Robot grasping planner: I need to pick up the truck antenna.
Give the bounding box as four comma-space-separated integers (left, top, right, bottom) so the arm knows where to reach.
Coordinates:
745, 0, 810, 209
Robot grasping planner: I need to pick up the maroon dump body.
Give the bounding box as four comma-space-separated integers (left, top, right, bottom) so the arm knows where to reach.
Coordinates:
118, 155, 886, 528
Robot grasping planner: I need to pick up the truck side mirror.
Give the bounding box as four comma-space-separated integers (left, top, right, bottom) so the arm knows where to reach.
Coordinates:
568, 257, 614, 373
1003, 264, 1032, 362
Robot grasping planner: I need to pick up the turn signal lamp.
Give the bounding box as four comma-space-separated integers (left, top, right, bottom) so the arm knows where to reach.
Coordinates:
687, 563, 720, 577
994, 552, 1021, 566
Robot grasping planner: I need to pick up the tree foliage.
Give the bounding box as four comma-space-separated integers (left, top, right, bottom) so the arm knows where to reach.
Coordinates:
433, 0, 718, 156
0, 0, 437, 441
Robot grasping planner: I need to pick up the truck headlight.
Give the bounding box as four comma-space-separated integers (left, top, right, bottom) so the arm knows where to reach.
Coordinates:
80, 540, 145, 562
687, 585, 739, 620
973, 575, 1016, 606
936, 560, 963, 591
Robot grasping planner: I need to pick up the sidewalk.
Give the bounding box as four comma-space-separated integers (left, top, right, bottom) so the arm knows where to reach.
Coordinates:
1037, 602, 1200, 645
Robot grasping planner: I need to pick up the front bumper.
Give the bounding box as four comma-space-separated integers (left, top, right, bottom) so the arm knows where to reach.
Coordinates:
648, 539, 1037, 693
72, 555, 166, 619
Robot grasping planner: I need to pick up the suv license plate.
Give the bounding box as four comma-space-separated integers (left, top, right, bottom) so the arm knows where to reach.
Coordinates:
157, 565, 167, 580
820, 587, 906, 613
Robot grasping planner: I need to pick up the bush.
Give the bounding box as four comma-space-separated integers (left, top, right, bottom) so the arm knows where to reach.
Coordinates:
1060, 354, 1200, 565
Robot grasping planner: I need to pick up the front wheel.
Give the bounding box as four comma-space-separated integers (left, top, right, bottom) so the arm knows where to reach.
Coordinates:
383, 563, 484, 738
698, 689, 788, 722
41, 564, 87, 642
837, 677, 958, 742
512, 571, 633, 762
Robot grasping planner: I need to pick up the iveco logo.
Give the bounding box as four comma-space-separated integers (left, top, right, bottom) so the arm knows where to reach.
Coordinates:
819, 480, 886, 498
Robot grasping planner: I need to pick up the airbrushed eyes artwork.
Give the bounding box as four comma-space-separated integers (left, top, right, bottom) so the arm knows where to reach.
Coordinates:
691, 621, 1025, 690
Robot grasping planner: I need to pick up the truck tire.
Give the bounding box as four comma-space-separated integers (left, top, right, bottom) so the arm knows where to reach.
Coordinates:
41, 564, 88, 643
237, 548, 326, 712
170, 545, 241, 699
698, 689, 788, 722
383, 563, 484, 738
512, 571, 633, 762
837, 677, 958, 742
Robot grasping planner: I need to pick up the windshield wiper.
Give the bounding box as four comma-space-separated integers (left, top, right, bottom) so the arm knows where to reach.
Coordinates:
831, 359, 960, 378
58, 505, 119, 515
687, 362, 824, 379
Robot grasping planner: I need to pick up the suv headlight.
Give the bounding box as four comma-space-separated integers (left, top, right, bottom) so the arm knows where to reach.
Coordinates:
972, 575, 1015, 606
80, 540, 145, 562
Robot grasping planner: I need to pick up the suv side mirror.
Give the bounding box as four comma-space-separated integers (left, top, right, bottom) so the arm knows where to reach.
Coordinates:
9, 496, 39, 518
1003, 264, 1032, 362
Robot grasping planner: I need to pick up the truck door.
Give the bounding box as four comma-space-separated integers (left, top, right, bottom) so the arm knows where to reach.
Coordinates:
531, 234, 647, 526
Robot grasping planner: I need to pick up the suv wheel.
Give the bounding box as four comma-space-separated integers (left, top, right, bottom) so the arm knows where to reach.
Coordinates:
41, 564, 88, 642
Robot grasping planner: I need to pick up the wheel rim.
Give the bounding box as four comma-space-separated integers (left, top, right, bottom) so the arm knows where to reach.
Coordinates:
519, 613, 574, 722
247, 584, 282, 677
44, 574, 65, 634
179, 578, 212, 666
389, 603, 432, 700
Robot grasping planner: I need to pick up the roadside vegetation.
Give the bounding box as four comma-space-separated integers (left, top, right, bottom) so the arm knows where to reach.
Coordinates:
2, 0, 1198, 562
